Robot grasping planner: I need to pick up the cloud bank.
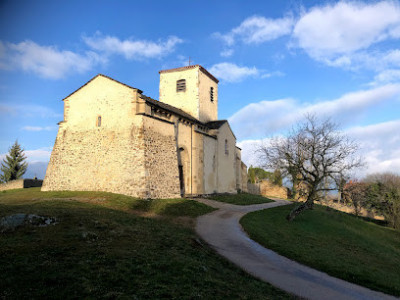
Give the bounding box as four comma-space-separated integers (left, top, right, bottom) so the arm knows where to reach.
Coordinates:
83, 33, 183, 60
229, 83, 400, 139
209, 62, 283, 83
0, 40, 104, 79
0, 33, 183, 79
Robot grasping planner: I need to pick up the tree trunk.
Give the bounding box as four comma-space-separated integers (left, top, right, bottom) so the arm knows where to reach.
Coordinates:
287, 196, 314, 221
291, 178, 298, 200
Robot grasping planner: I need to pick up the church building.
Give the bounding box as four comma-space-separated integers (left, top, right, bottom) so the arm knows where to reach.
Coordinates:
42, 65, 248, 198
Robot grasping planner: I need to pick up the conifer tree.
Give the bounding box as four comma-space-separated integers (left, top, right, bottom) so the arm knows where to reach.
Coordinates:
0, 140, 28, 183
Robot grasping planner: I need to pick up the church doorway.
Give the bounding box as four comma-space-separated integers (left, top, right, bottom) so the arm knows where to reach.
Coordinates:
179, 165, 184, 196
178, 147, 189, 197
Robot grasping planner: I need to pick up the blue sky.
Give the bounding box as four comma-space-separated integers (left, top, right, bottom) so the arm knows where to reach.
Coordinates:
1, 0, 400, 179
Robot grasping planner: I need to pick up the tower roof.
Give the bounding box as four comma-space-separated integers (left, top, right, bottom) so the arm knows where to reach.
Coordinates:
159, 65, 219, 84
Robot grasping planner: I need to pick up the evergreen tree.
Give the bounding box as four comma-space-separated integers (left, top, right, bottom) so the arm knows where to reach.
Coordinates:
273, 169, 283, 186
0, 140, 28, 183
248, 166, 256, 183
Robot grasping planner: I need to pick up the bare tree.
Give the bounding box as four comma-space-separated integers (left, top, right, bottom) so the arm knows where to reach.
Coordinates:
343, 180, 369, 216
258, 115, 362, 221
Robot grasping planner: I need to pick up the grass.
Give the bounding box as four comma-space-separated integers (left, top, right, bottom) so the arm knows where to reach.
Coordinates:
0, 188, 294, 299
240, 203, 400, 296
207, 193, 274, 205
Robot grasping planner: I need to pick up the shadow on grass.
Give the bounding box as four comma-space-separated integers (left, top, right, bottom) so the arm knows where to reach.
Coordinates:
131, 198, 216, 217
0, 195, 290, 299
207, 193, 274, 205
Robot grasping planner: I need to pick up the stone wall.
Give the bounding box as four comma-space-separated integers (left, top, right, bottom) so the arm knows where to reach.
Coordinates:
247, 180, 288, 199
318, 199, 385, 220
0, 179, 43, 191
42, 76, 149, 198
143, 116, 181, 198
241, 162, 248, 192
247, 183, 260, 195
0, 179, 23, 191
259, 180, 288, 199
42, 123, 147, 197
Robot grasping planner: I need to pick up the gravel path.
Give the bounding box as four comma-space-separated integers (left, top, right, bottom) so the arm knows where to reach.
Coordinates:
195, 198, 398, 300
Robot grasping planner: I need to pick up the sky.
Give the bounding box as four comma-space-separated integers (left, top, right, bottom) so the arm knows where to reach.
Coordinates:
0, 0, 399, 179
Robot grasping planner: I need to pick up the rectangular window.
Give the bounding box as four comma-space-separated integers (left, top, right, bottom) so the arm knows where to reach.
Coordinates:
210, 87, 214, 102
177, 79, 186, 92
97, 116, 101, 127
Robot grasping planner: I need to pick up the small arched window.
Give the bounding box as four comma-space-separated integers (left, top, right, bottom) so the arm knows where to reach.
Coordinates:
225, 139, 229, 155
176, 79, 186, 92
210, 87, 214, 102
97, 115, 101, 127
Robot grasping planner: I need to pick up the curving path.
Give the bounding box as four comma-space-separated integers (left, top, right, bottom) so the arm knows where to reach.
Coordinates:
195, 198, 398, 300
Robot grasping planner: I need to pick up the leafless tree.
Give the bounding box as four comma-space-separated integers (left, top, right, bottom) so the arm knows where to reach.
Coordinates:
258, 115, 363, 221
364, 172, 400, 189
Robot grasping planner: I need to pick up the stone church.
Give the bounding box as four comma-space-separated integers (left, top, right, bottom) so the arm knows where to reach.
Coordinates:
42, 65, 248, 198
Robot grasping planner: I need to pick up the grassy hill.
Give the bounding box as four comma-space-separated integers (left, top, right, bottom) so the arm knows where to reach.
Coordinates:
241, 204, 400, 296
0, 188, 293, 299
206, 193, 273, 205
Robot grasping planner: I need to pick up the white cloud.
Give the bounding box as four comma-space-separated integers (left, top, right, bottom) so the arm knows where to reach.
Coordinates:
261, 71, 285, 79
214, 15, 293, 46
229, 83, 400, 139
0, 40, 104, 79
230, 98, 296, 137
237, 138, 271, 168
220, 49, 234, 57
320, 49, 400, 72
21, 126, 57, 132
209, 62, 259, 82
24, 147, 52, 163
370, 69, 400, 85
0, 146, 52, 164
343, 120, 400, 176
209, 62, 283, 83
292, 1, 400, 69
83, 33, 183, 60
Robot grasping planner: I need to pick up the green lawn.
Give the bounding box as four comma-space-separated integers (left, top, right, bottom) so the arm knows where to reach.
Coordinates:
207, 193, 274, 205
241, 204, 400, 296
0, 188, 293, 299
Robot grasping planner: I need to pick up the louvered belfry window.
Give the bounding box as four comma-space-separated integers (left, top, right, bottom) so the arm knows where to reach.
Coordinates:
177, 79, 186, 92
210, 87, 214, 102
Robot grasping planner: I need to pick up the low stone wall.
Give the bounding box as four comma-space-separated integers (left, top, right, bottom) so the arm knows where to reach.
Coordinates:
259, 180, 288, 199
247, 183, 260, 195
0, 179, 24, 191
241, 162, 248, 193
318, 199, 385, 220
0, 179, 43, 191
247, 180, 289, 199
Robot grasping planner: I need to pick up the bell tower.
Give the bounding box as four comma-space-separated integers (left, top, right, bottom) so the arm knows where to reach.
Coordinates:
159, 65, 218, 123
